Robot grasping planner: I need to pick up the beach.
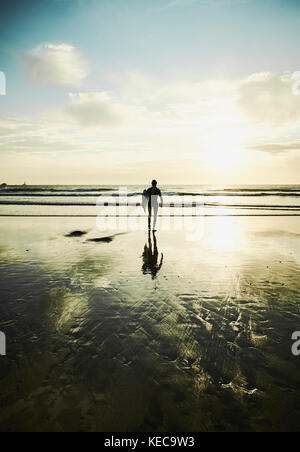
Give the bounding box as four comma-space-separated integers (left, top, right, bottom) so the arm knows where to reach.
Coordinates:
0, 214, 300, 432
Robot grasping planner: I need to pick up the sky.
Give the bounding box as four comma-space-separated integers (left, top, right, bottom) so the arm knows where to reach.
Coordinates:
1, 0, 300, 184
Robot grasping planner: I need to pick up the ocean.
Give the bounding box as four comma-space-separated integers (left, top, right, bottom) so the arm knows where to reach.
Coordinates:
1, 184, 300, 216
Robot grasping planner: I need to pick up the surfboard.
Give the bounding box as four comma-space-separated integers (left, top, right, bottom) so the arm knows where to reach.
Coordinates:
142, 189, 149, 214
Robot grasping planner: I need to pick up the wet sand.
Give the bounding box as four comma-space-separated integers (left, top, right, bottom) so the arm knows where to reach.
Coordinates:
0, 216, 300, 431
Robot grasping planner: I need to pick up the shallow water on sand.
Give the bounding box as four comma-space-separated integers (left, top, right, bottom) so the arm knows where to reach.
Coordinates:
0, 217, 300, 432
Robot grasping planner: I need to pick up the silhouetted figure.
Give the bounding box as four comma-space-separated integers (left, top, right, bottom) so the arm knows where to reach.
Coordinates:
145, 180, 163, 231
142, 231, 164, 279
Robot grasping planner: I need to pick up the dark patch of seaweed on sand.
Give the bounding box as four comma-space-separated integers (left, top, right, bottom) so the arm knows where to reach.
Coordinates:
65, 231, 128, 243
88, 236, 113, 243
87, 233, 128, 243
65, 231, 89, 238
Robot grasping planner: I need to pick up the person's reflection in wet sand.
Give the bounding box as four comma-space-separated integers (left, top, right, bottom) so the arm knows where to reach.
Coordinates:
142, 232, 163, 280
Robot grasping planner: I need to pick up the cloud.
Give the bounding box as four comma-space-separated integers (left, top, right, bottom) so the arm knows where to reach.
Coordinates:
23, 43, 88, 87
247, 141, 300, 155
117, 71, 237, 120
0, 117, 39, 138
2, 71, 300, 168
238, 72, 300, 125
66, 92, 124, 127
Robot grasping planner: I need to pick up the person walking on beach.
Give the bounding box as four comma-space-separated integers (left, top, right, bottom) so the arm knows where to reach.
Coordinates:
145, 180, 163, 232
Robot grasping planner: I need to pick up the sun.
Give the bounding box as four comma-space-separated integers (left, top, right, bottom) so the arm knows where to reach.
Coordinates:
203, 128, 246, 171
